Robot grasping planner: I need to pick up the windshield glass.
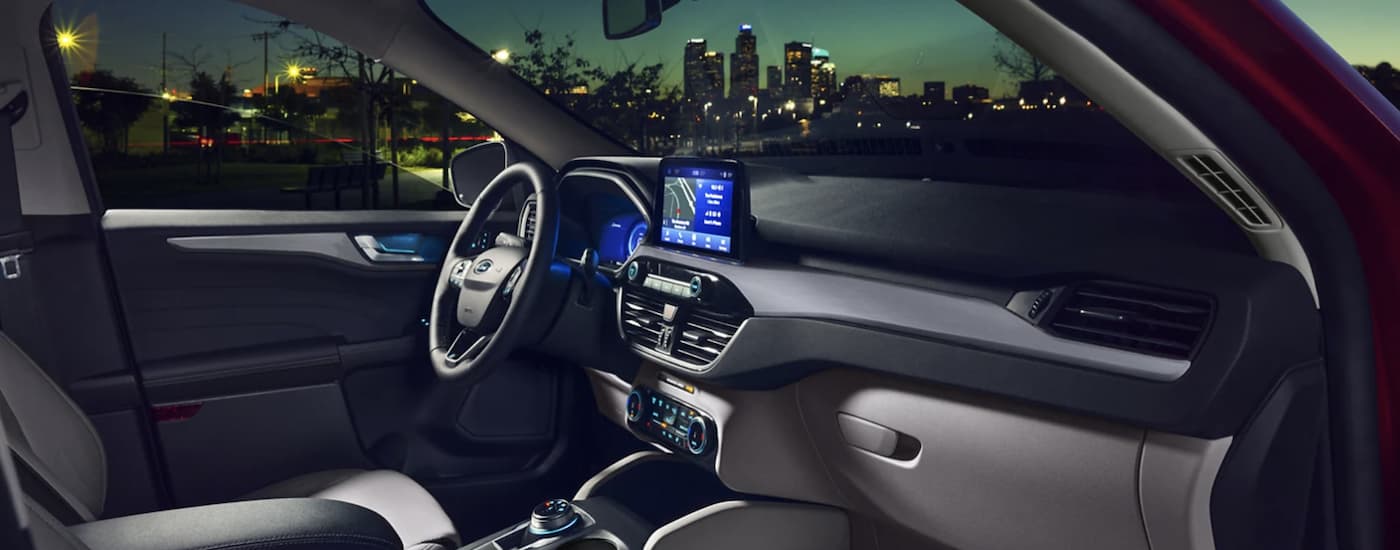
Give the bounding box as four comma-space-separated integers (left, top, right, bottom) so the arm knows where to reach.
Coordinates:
425, 0, 1197, 196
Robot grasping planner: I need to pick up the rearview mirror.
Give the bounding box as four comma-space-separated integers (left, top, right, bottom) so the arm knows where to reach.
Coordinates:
449, 141, 508, 208
603, 0, 662, 40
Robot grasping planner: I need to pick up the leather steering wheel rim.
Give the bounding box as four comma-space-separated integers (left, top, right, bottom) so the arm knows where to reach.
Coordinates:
429, 161, 557, 380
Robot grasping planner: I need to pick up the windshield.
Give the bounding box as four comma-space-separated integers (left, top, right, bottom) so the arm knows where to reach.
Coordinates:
425, 0, 1201, 196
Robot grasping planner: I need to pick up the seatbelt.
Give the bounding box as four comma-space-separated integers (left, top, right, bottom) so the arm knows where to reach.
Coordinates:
0, 90, 30, 278
0, 91, 50, 371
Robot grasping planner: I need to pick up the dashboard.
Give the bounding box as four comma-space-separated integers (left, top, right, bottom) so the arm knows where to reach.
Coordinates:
529, 155, 1319, 441
522, 155, 1324, 550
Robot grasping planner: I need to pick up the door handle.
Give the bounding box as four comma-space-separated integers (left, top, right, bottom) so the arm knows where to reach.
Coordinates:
353, 234, 429, 263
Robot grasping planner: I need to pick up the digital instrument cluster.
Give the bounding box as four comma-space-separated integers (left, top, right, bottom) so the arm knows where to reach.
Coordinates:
598, 212, 647, 266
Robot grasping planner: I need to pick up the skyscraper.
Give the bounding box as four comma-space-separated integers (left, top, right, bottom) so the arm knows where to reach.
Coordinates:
766, 65, 782, 95
923, 81, 946, 103
701, 51, 725, 102
952, 84, 990, 104
783, 42, 813, 99
729, 24, 759, 99
683, 39, 707, 101
874, 76, 901, 97
811, 47, 836, 102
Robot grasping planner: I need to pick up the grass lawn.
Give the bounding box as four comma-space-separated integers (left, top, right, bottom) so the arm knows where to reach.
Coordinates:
97, 162, 313, 197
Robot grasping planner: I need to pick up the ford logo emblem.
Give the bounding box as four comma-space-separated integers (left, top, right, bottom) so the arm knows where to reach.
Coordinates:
473, 259, 494, 274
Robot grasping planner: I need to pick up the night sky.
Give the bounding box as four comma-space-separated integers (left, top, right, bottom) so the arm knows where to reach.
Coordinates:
53, 0, 1400, 98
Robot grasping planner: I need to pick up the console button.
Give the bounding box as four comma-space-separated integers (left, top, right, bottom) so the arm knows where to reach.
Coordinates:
686, 417, 709, 455
626, 391, 644, 422
529, 498, 579, 536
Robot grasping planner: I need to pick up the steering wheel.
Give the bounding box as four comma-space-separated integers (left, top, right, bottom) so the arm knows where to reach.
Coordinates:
429, 162, 557, 380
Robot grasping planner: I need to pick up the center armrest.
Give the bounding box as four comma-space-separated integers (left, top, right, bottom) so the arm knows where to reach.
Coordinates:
70, 498, 400, 550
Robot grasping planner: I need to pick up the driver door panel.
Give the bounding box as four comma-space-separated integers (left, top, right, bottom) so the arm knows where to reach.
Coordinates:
99, 209, 559, 507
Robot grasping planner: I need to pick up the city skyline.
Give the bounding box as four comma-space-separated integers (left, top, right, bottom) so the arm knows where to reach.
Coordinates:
53, 0, 1400, 99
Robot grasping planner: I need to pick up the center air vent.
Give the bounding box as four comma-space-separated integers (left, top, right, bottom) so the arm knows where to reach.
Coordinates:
519, 200, 537, 241
1047, 281, 1213, 360
620, 291, 665, 349
1178, 153, 1277, 229
673, 309, 742, 365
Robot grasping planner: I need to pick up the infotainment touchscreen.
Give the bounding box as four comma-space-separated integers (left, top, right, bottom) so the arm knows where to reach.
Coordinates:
653, 158, 747, 260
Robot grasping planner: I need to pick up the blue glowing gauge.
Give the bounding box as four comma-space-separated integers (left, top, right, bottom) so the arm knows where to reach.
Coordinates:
627, 221, 648, 256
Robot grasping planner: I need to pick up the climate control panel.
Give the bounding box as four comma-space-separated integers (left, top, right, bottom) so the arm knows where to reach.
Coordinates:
626, 386, 714, 456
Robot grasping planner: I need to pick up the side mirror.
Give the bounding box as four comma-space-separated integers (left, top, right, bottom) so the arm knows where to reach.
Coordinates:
449, 141, 508, 208
603, 0, 662, 40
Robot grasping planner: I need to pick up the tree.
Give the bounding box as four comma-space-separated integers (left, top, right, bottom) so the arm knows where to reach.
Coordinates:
172, 71, 240, 183
992, 32, 1053, 84
512, 29, 681, 152
262, 19, 400, 207
1357, 62, 1400, 109
71, 70, 153, 154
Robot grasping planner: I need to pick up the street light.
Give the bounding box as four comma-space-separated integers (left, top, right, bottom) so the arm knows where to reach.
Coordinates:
491, 49, 511, 63
748, 95, 758, 135
54, 25, 81, 53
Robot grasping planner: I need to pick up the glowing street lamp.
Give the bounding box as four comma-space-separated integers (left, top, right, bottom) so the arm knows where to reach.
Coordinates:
491, 49, 511, 63
56, 31, 77, 51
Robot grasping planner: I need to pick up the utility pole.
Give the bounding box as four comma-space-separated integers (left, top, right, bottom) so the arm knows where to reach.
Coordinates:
161, 32, 168, 154
253, 31, 270, 144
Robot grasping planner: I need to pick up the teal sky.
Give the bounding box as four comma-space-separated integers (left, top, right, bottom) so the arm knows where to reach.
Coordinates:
1283, 0, 1400, 66
52, 0, 1399, 98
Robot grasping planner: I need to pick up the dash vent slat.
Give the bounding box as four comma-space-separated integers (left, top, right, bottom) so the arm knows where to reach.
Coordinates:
1178, 153, 1276, 229
1047, 281, 1213, 360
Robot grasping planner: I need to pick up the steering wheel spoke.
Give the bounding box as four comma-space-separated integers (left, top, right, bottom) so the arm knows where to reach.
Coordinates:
444, 328, 492, 364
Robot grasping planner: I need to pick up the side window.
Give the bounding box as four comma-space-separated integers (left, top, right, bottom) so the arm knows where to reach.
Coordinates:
55, 0, 496, 210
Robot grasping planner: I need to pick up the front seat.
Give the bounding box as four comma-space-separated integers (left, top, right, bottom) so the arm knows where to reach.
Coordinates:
0, 333, 460, 549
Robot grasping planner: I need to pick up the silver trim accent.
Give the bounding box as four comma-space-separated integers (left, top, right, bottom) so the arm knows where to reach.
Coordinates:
615, 289, 750, 374
169, 233, 370, 266
0, 253, 20, 280
630, 246, 1191, 381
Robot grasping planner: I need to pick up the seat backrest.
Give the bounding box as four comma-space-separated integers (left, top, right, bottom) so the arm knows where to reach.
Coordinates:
0, 333, 106, 522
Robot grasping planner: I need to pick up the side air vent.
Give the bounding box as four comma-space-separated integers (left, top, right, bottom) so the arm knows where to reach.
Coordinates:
1178, 153, 1277, 229
1047, 281, 1213, 360
620, 291, 665, 348
519, 200, 537, 241
674, 309, 742, 365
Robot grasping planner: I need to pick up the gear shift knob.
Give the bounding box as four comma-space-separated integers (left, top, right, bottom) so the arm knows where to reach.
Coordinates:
529, 498, 579, 536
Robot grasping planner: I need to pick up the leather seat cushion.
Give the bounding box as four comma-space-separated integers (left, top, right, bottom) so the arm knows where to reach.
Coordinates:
242, 469, 459, 548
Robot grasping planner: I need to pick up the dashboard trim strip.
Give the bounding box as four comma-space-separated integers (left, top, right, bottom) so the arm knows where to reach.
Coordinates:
631, 245, 1190, 382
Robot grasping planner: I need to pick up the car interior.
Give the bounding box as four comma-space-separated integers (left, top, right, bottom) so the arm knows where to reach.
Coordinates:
0, 0, 1390, 550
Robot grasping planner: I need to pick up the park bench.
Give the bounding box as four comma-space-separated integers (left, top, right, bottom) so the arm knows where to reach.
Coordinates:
281, 153, 387, 209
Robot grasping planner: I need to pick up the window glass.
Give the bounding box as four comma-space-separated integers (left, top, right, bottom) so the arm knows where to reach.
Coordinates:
1282, 0, 1400, 110
424, 0, 1201, 202
54, 0, 497, 210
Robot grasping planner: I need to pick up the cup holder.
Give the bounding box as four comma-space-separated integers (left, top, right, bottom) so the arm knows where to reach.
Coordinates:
557, 539, 617, 550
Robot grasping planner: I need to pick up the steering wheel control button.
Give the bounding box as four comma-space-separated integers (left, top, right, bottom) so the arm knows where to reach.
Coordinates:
449, 260, 470, 288
502, 266, 523, 297
529, 499, 579, 536
686, 417, 709, 455
473, 259, 494, 274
